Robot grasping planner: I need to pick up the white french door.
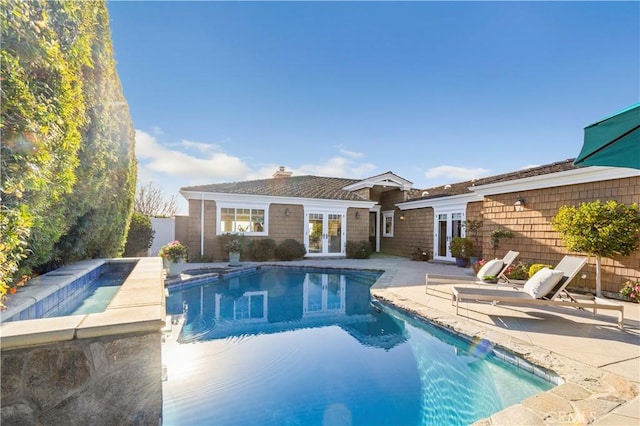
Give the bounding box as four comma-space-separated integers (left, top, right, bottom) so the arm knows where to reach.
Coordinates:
305, 211, 345, 256
433, 210, 465, 261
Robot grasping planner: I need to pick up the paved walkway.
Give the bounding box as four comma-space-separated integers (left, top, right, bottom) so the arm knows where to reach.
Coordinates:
179, 254, 640, 425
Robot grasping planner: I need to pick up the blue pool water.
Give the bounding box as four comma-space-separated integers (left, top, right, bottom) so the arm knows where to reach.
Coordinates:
45, 272, 124, 318
163, 268, 553, 426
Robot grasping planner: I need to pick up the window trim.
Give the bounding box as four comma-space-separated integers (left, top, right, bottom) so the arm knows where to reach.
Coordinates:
382, 210, 394, 237
217, 204, 268, 236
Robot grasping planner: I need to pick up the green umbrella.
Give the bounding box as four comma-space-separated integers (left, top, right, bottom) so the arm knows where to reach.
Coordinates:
573, 103, 640, 169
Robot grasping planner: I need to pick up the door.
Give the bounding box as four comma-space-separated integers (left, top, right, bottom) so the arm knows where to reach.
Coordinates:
433, 210, 465, 261
306, 212, 344, 256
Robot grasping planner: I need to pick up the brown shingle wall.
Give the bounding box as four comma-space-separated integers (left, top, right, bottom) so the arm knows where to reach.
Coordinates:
175, 216, 189, 245
383, 208, 434, 258
346, 208, 369, 243
481, 176, 640, 294
185, 199, 217, 261
269, 204, 304, 244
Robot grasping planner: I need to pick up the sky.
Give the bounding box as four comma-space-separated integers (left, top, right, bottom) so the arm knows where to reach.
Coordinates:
106, 1, 639, 214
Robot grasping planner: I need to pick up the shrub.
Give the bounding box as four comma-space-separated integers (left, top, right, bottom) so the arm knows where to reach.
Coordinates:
346, 240, 373, 259
528, 263, 553, 278
275, 239, 306, 261
218, 233, 245, 253
449, 237, 474, 259
123, 212, 155, 256
620, 280, 640, 303
504, 261, 530, 280
249, 238, 277, 261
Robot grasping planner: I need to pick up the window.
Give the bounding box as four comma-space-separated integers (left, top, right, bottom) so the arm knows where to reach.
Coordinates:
220, 207, 266, 234
383, 210, 394, 237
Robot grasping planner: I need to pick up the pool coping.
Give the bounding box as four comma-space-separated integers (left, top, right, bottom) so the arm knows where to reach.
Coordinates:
0, 257, 166, 350
371, 288, 638, 425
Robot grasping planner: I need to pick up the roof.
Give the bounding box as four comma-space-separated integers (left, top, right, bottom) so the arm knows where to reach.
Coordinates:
181, 175, 368, 201
471, 158, 578, 186
405, 159, 580, 202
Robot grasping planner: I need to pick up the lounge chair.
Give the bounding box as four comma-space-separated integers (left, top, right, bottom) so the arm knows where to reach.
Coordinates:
451, 256, 625, 329
425, 250, 520, 295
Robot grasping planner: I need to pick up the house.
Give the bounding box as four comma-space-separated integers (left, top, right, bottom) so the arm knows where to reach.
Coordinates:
175, 161, 640, 296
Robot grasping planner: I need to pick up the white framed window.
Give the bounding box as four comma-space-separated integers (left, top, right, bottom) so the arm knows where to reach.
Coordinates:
219, 206, 267, 235
382, 210, 394, 237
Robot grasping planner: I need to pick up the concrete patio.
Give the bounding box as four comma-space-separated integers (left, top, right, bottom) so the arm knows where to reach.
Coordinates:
176, 254, 640, 425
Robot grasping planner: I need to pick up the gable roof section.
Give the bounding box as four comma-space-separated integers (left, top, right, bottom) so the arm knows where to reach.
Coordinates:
341, 171, 413, 192
181, 175, 368, 201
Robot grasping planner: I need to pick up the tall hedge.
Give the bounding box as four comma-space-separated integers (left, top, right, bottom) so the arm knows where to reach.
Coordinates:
1, 0, 136, 291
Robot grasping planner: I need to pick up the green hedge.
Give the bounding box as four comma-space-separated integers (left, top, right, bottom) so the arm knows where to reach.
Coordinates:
1, 0, 136, 293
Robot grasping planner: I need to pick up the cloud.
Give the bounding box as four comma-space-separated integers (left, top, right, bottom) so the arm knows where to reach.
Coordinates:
180, 139, 220, 153
339, 148, 364, 158
297, 156, 376, 178
425, 165, 491, 182
135, 130, 249, 179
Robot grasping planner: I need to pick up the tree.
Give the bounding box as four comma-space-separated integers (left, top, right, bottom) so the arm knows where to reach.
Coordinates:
123, 212, 155, 257
552, 200, 640, 297
135, 181, 179, 217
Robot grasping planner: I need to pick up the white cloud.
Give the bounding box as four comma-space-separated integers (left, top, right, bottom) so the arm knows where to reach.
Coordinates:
151, 126, 164, 136
339, 148, 364, 158
425, 165, 491, 182
297, 156, 376, 178
180, 139, 220, 153
135, 130, 249, 179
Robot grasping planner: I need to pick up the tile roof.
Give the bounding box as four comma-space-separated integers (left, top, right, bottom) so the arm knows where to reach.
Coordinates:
471, 158, 578, 186
181, 175, 368, 201
406, 159, 580, 202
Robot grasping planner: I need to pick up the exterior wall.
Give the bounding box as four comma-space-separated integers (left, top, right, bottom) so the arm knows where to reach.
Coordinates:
175, 215, 189, 248
185, 199, 217, 261
378, 190, 434, 258
346, 208, 369, 244
480, 176, 640, 295
268, 204, 305, 245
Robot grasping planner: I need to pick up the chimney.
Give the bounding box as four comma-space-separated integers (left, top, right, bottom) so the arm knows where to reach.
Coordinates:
272, 166, 292, 178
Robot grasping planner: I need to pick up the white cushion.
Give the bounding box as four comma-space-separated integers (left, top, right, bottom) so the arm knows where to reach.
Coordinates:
476, 259, 504, 280
523, 268, 565, 299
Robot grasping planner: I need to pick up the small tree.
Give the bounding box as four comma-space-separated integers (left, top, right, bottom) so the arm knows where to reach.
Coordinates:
490, 228, 514, 257
552, 200, 640, 297
123, 212, 155, 257
135, 181, 179, 217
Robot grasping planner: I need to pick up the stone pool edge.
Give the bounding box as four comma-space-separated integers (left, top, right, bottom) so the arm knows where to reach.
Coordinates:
371, 288, 638, 425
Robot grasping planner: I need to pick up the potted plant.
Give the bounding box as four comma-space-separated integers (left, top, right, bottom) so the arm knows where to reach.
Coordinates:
463, 219, 483, 265
219, 233, 245, 266
159, 240, 188, 277
449, 236, 474, 267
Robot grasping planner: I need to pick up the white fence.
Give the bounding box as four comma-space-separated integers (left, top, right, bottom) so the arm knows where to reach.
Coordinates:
148, 217, 175, 257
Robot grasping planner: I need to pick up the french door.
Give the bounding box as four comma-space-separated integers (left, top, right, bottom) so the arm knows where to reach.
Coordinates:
433, 210, 465, 261
306, 211, 344, 256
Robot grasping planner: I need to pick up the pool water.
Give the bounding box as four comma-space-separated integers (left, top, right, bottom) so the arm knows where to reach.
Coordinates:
45, 272, 124, 318
163, 268, 553, 426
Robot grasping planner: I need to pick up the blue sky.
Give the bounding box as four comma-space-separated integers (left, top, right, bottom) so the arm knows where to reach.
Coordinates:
107, 1, 639, 214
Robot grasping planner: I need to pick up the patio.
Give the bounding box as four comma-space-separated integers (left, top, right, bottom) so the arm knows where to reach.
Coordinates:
178, 254, 639, 425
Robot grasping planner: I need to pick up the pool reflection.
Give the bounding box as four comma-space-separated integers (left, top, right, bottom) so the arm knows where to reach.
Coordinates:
167, 269, 405, 349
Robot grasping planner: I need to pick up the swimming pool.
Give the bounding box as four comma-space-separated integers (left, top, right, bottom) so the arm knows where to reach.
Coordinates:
163, 268, 554, 425
1, 260, 134, 322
